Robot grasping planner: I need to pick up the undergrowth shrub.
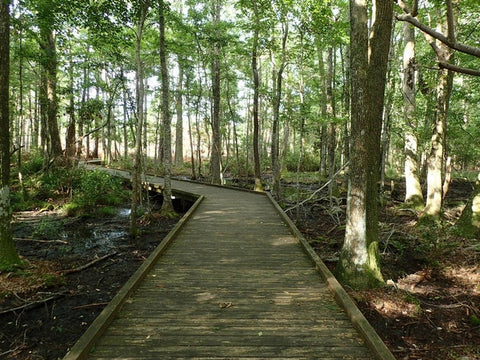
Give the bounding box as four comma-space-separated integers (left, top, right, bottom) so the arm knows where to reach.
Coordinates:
73, 169, 127, 208
284, 153, 320, 172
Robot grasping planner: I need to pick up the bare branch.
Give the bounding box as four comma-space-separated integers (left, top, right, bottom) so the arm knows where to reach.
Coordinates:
439, 61, 480, 77
396, 14, 480, 58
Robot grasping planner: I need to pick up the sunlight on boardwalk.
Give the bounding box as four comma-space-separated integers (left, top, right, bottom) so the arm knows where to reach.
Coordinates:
65, 170, 385, 359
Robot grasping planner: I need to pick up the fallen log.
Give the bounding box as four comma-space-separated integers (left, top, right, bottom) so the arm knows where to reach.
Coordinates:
14, 238, 68, 244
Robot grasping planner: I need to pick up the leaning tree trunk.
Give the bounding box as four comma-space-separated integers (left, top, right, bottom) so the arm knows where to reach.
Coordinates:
0, 1, 21, 270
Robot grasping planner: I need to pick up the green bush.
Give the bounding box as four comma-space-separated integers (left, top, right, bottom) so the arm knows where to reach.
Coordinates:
21, 151, 44, 176
283, 152, 320, 173
73, 169, 127, 207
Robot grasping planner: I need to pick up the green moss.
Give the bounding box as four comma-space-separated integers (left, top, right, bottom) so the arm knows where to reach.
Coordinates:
404, 195, 425, 210
335, 245, 384, 290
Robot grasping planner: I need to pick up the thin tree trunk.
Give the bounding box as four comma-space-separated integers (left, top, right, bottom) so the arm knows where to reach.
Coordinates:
130, 1, 150, 237
252, 7, 263, 191
326, 46, 337, 201
186, 89, 196, 179
175, 59, 184, 167
159, 0, 174, 215
271, 21, 288, 199
210, 0, 222, 185
65, 49, 76, 162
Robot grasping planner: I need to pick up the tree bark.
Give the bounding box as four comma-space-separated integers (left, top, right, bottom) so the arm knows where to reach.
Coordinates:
424, 19, 455, 219
251, 6, 263, 192
271, 21, 288, 199
175, 58, 184, 167
210, 0, 222, 185
130, 1, 150, 237
337, 0, 392, 289
326, 47, 337, 201
37, 7, 62, 160
159, 0, 174, 215
65, 49, 76, 162
0, 0, 21, 270
403, 21, 423, 207
424, 67, 453, 217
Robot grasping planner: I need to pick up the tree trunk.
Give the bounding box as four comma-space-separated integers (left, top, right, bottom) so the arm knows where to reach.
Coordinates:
175, 60, 184, 167
39, 19, 62, 159
0, 1, 21, 270
65, 51, 76, 162
423, 12, 455, 219
326, 46, 337, 201
251, 9, 263, 192
271, 21, 288, 199
424, 67, 453, 217
209, 0, 222, 185
130, 1, 150, 237
455, 174, 480, 238
159, 0, 174, 215
337, 0, 392, 289
403, 22, 423, 207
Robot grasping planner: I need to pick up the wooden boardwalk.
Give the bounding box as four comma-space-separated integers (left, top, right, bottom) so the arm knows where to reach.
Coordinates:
64, 170, 394, 360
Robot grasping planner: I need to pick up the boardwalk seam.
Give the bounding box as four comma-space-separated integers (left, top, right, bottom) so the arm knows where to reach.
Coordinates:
62, 194, 204, 360
266, 192, 396, 360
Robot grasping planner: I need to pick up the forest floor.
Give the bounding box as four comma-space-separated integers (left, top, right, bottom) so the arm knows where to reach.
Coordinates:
0, 205, 181, 360
285, 177, 480, 360
0, 177, 479, 360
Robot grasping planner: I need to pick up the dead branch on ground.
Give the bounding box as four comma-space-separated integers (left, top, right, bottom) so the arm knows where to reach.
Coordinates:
59, 252, 117, 275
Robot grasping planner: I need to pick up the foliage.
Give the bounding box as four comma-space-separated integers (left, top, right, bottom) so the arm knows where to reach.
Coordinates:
70, 169, 128, 210
283, 152, 320, 173
32, 218, 63, 239
16, 155, 129, 216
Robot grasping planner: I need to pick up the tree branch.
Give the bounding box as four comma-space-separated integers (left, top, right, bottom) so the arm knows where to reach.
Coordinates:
438, 61, 480, 77
445, 0, 455, 42
75, 121, 107, 144
395, 14, 480, 58
59, 252, 117, 275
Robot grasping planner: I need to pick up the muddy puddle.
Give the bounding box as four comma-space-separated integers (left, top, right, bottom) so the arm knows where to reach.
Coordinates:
12, 207, 133, 264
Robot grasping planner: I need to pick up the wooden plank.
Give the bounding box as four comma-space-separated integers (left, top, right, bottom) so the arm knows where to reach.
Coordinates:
90, 344, 372, 358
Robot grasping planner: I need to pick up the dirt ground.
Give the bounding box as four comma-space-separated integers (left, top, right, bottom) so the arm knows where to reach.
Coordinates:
288, 178, 480, 360
0, 207, 180, 360
0, 179, 479, 360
